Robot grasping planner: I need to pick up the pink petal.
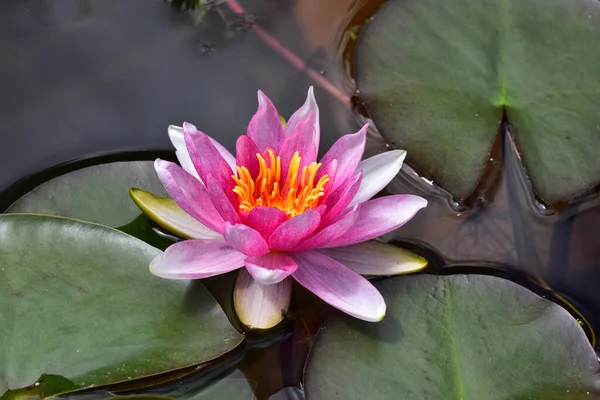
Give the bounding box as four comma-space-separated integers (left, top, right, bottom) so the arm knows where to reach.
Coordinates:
208, 134, 237, 174
321, 171, 362, 226
245, 252, 298, 284
322, 195, 428, 248
224, 223, 270, 256
184, 124, 233, 187
279, 111, 319, 176
176, 123, 237, 173
294, 206, 358, 251
319, 124, 368, 191
168, 124, 236, 179
205, 174, 241, 224
279, 87, 320, 167
247, 207, 287, 239
154, 159, 225, 233
246, 265, 291, 285
269, 210, 321, 251
315, 204, 328, 215
149, 239, 245, 279
234, 269, 292, 329
292, 251, 386, 322
167, 125, 200, 180
285, 87, 319, 142
235, 135, 260, 178
350, 150, 407, 207
315, 159, 338, 204
247, 91, 285, 153
246, 252, 298, 273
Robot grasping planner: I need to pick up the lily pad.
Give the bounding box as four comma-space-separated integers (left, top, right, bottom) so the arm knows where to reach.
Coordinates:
304, 274, 600, 399
0, 214, 243, 397
356, 0, 600, 202
0, 374, 78, 400
6, 161, 167, 227
88, 369, 256, 400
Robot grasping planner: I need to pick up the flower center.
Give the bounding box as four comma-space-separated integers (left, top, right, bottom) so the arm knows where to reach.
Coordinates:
232, 149, 330, 218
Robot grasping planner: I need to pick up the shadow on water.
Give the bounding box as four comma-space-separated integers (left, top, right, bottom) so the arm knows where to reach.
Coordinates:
2, 0, 600, 399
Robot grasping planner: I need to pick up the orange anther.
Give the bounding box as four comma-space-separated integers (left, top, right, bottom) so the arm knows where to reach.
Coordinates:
231, 149, 329, 218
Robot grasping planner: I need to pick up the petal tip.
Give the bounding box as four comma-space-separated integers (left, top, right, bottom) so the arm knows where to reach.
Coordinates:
307, 86, 316, 102
395, 149, 407, 163
182, 121, 197, 134
167, 125, 183, 136
154, 158, 171, 171
257, 90, 269, 105
373, 300, 387, 322
149, 254, 165, 277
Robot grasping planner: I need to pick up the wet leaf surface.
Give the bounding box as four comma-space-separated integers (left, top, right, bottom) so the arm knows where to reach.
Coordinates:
6, 161, 166, 227
305, 274, 600, 399
0, 215, 243, 397
356, 0, 600, 202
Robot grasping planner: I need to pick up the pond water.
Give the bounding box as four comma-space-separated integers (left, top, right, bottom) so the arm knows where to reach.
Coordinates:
1, 0, 599, 399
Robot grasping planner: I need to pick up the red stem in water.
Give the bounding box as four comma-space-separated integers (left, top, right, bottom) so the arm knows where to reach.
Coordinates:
225, 0, 351, 105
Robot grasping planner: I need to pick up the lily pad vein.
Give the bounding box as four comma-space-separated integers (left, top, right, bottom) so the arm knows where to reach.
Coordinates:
444, 279, 465, 400
496, 0, 510, 107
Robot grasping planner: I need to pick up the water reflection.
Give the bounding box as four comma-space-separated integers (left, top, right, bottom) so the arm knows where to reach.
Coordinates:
0, 0, 354, 191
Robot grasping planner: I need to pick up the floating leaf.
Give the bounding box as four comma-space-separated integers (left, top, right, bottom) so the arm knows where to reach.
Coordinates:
304, 274, 600, 399
5, 161, 174, 249
6, 161, 166, 227
356, 0, 600, 202
91, 369, 256, 400
0, 374, 78, 400
178, 369, 256, 400
0, 215, 243, 397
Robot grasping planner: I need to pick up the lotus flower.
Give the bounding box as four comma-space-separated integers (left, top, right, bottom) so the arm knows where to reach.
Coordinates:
132, 88, 427, 329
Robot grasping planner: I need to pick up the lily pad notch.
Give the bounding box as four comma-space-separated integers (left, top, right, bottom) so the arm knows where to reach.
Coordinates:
355, 0, 600, 204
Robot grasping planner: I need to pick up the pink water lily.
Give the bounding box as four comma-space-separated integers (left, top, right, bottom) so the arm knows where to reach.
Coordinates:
144, 88, 427, 328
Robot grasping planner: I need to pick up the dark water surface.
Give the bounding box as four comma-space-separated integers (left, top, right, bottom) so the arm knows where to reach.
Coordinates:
2, 0, 600, 399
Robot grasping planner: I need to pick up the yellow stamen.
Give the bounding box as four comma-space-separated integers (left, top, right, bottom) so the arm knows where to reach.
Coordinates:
232, 149, 329, 218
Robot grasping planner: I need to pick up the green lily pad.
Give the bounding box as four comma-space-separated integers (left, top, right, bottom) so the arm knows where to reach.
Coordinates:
81, 369, 256, 400
178, 369, 256, 400
304, 274, 600, 399
356, 0, 600, 203
0, 374, 78, 400
0, 214, 243, 397
6, 161, 167, 227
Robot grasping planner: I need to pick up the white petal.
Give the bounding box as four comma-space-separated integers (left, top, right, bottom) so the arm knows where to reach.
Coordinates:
245, 265, 292, 285
168, 125, 237, 178
244, 252, 298, 285
234, 269, 292, 330
350, 150, 407, 207
168, 125, 200, 180
319, 241, 427, 276
130, 188, 221, 239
